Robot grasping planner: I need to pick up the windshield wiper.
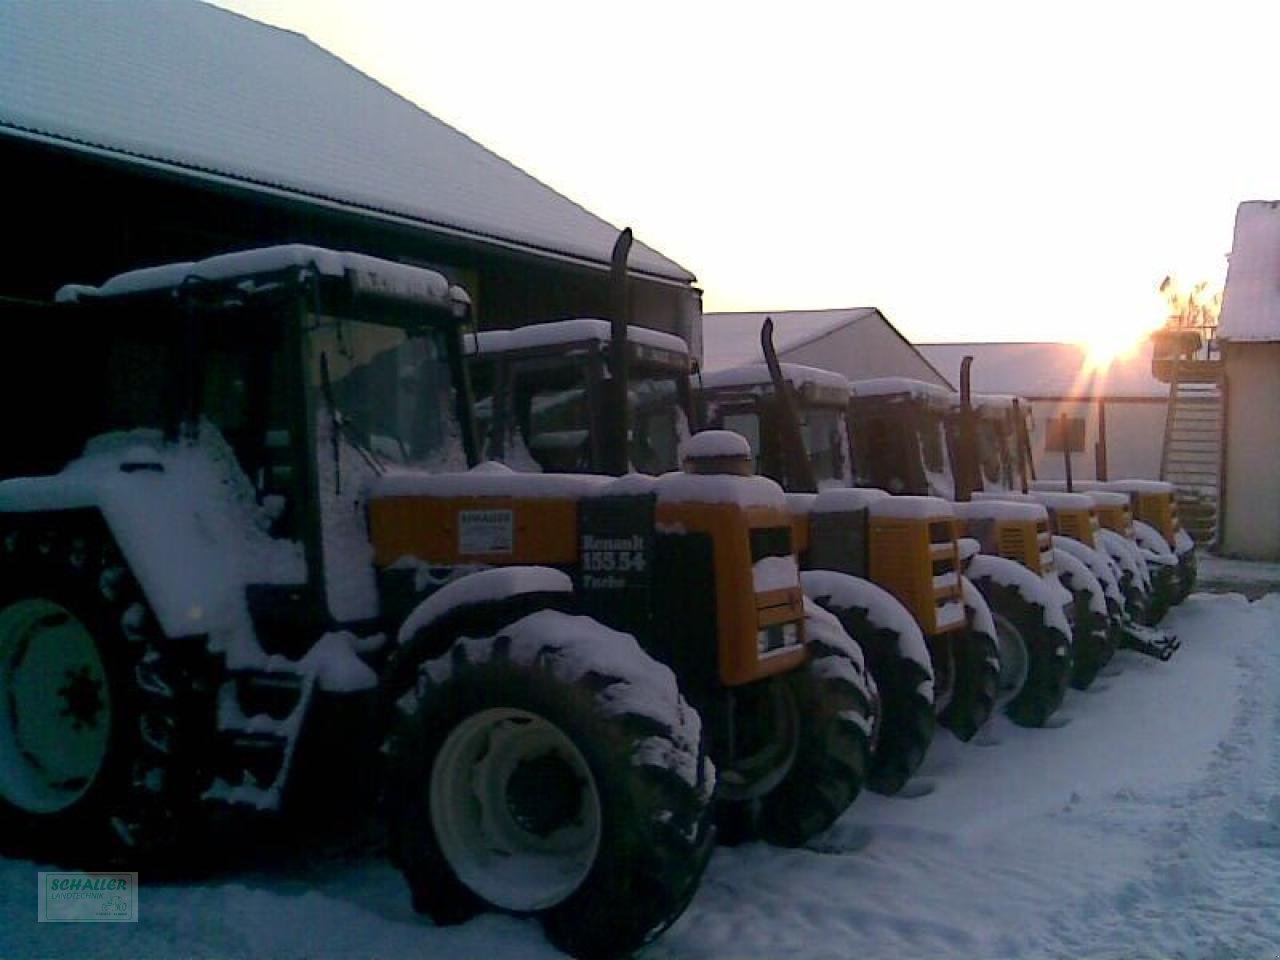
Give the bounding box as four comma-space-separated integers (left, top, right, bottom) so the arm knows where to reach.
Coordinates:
319, 351, 385, 494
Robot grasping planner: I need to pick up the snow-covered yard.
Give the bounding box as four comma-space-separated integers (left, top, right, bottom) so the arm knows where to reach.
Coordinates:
3, 585, 1279, 959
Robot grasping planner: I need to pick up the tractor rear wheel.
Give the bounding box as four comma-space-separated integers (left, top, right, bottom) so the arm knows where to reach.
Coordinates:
0, 523, 207, 862
754, 604, 877, 846
973, 578, 1071, 728
937, 624, 999, 741
825, 606, 933, 796
385, 609, 713, 960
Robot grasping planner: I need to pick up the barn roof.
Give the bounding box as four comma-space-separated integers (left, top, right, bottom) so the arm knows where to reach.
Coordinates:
701, 307, 947, 381
0, 1, 693, 285
1219, 200, 1280, 343
917, 341, 1167, 400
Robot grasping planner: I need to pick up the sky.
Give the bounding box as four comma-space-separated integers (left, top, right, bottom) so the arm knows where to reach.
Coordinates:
213, 0, 1278, 350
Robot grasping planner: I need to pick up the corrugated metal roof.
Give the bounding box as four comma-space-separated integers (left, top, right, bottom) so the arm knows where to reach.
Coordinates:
1219, 200, 1280, 342
917, 341, 1167, 400
0, 1, 693, 284
701, 307, 880, 371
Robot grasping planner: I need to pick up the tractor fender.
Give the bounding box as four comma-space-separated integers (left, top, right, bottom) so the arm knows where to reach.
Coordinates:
966, 553, 1072, 638
0, 454, 281, 649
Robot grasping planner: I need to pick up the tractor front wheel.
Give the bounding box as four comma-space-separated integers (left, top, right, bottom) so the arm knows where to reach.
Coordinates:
385, 609, 713, 960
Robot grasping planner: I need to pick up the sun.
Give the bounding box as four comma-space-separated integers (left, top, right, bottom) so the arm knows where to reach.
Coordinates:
1079, 316, 1162, 373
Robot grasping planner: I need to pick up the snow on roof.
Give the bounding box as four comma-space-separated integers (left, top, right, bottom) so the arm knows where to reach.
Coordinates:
0, 2, 692, 285
917, 341, 1167, 400
467, 318, 690, 357
700, 308, 881, 371
698, 362, 851, 395
60, 244, 470, 311
1219, 201, 1280, 342
848, 377, 954, 402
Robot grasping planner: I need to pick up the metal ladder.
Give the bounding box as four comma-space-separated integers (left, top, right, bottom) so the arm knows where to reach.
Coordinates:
1159, 357, 1224, 546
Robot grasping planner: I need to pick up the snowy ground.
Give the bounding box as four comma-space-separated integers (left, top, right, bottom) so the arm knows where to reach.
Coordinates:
3, 585, 1280, 959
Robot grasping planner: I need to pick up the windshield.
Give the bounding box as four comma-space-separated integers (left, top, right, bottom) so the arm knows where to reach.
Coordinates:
306, 316, 465, 472
472, 355, 687, 475
976, 416, 1013, 492
918, 408, 956, 499
800, 405, 852, 488
627, 374, 687, 474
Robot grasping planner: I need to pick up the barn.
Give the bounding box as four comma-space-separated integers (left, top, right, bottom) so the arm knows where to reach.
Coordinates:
917, 341, 1168, 485
701, 307, 951, 384
0, 1, 699, 336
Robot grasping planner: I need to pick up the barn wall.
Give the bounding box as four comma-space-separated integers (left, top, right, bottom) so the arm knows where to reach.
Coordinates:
782, 320, 950, 386
1024, 398, 1164, 482
1221, 342, 1280, 559
1, 136, 698, 342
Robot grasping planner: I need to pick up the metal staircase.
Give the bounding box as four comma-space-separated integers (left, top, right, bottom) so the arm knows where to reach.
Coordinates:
1159, 358, 1224, 546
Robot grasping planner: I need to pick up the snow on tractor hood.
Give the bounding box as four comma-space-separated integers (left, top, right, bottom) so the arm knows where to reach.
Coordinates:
0, 425, 304, 663
372, 460, 790, 511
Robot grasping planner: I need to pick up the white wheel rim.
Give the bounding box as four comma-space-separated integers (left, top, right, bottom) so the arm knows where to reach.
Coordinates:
0, 598, 112, 814
430, 707, 602, 912
992, 613, 1029, 706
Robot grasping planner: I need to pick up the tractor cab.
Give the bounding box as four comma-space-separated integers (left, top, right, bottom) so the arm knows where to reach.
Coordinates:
954, 394, 1034, 495
846, 377, 957, 499
466, 318, 693, 475
18, 245, 476, 644
699, 363, 854, 491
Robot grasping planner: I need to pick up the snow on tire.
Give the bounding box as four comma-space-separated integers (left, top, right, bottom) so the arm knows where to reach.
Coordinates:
384, 609, 714, 960
751, 599, 878, 846
969, 570, 1072, 728
801, 571, 934, 796
1052, 548, 1114, 690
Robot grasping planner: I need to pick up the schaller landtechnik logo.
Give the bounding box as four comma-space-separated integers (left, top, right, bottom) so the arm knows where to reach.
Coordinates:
38, 872, 138, 922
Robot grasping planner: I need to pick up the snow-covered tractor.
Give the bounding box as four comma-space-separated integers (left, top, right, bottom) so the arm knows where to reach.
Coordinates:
947, 389, 1180, 666
950, 385, 1197, 613
462, 313, 881, 843
846, 377, 1074, 726
0, 244, 882, 958
466, 317, 971, 797
694, 359, 1000, 793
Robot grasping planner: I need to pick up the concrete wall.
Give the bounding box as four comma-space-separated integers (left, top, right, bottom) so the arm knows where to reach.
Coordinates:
1221, 342, 1280, 560
783, 319, 950, 387
1025, 398, 1165, 483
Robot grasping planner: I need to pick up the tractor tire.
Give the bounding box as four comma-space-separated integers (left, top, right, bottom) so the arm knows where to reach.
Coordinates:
1145, 564, 1176, 624
0, 521, 212, 863
753, 604, 877, 846
973, 577, 1071, 728
1056, 572, 1114, 692
825, 605, 933, 796
937, 619, 999, 742
384, 609, 713, 960
1175, 549, 1197, 603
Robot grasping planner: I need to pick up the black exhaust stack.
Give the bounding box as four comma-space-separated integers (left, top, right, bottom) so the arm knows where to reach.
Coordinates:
955, 355, 976, 501
605, 228, 633, 476
761, 317, 819, 493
